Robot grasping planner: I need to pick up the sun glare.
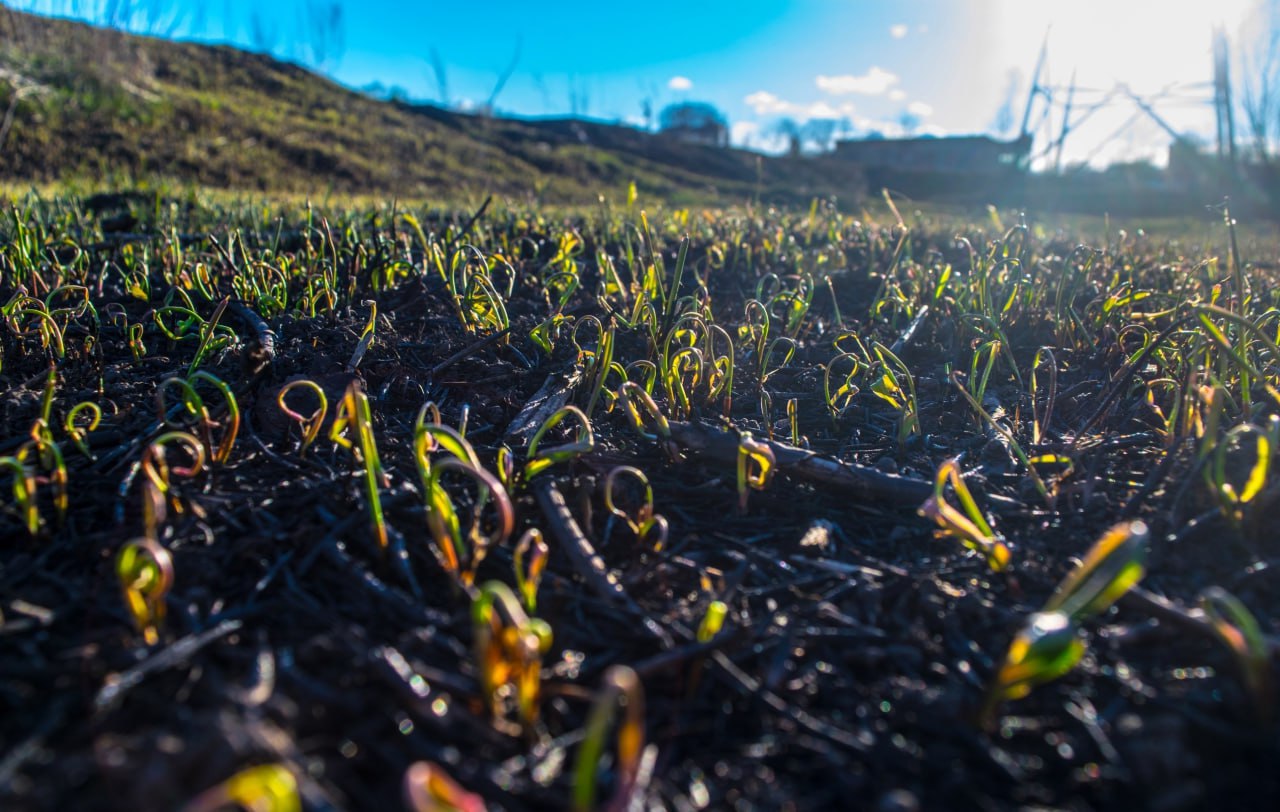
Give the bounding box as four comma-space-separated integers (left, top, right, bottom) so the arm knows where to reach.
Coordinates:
991, 0, 1261, 166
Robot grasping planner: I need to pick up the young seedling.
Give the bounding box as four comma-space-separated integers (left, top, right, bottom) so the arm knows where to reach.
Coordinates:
14, 403, 68, 533
1200, 586, 1274, 720
116, 537, 174, 646
513, 528, 549, 614
1029, 347, 1058, 444
403, 762, 487, 812
572, 665, 647, 812
949, 370, 1051, 503
138, 431, 207, 540
697, 600, 729, 642
426, 459, 513, 587
981, 521, 1148, 725
870, 342, 919, 444
525, 405, 596, 481
736, 432, 775, 514
918, 459, 1010, 572
0, 455, 38, 535
472, 580, 553, 731
1203, 423, 1270, 529
181, 763, 300, 812
329, 382, 389, 551
276, 379, 328, 457
64, 401, 102, 460
1042, 520, 1148, 622
823, 351, 862, 419
603, 465, 669, 551
615, 382, 678, 459
979, 610, 1083, 728
156, 372, 240, 464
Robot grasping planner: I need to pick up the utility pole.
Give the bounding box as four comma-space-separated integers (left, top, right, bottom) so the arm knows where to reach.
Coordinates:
1018, 29, 1051, 142
1053, 71, 1077, 174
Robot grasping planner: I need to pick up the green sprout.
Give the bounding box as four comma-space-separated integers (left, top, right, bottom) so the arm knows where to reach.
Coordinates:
1029, 347, 1058, 444
116, 537, 174, 646
513, 528, 549, 614
276, 379, 328, 457
615, 382, 673, 448
980, 610, 1084, 727
64, 400, 102, 460
697, 600, 729, 642
181, 763, 300, 812
139, 431, 207, 540
870, 342, 919, 444
472, 580, 553, 731
1042, 520, 1148, 623
1200, 586, 1274, 720
981, 521, 1148, 725
426, 459, 513, 587
736, 432, 775, 514
525, 405, 596, 481
572, 665, 647, 812
329, 382, 389, 551
823, 351, 862, 419
0, 455, 38, 536
918, 458, 1010, 572
604, 465, 669, 551
156, 372, 241, 464
9, 421, 68, 534
1203, 423, 1270, 529
949, 370, 1051, 503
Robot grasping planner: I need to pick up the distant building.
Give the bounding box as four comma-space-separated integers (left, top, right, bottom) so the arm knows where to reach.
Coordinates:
834, 134, 1032, 175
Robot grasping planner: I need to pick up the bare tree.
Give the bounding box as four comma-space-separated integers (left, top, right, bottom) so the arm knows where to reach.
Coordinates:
1239, 3, 1280, 163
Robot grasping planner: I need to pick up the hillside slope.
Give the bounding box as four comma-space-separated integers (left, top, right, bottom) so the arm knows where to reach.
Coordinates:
0, 8, 866, 205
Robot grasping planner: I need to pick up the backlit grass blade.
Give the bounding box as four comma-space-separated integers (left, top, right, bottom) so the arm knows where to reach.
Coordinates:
1043, 520, 1147, 622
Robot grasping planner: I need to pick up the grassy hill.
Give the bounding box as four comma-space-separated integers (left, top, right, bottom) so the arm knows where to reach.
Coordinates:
0, 7, 867, 206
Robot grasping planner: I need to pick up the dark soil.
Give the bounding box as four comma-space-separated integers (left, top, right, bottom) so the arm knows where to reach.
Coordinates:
1, 200, 1278, 812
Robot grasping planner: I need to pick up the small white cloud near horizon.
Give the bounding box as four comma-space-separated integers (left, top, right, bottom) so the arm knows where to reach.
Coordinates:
815, 67, 899, 96
667, 76, 693, 91
889, 24, 908, 39
730, 120, 760, 146
907, 101, 934, 117
888, 89, 907, 102
744, 90, 856, 122
744, 90, 791, 115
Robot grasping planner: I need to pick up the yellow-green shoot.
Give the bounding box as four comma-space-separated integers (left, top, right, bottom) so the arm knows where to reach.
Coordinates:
918, 459, 1009, 572
471, 581, 553, 731
276, 379, 328, 457
736, 432, 775, 514
604, 465, 668, 551
181, 763, 300, 812
1200, 586, 1273, 721
572, 665, 646, 812
329, 382, 389, 551
117, 538, 174, 646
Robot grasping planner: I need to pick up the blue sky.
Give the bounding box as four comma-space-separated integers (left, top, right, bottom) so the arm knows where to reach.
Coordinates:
7, 0, 1268, 167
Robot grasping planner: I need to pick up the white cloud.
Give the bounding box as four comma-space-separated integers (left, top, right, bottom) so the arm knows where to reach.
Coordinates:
888, 89, 907, 102
731, 120, 760, 146
744, 90, 856, 122
815, 67, 899, 96
745, 90, 791, 115
667, 76, 693, 91
890, 24, 908, 39
906, 101, 934, 117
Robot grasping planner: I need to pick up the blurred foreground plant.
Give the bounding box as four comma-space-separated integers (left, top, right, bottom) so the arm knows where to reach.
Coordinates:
980, 521, 1147, 726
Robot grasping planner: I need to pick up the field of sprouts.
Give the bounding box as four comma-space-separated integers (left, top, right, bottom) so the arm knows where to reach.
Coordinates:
1, 190, 1279, 811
